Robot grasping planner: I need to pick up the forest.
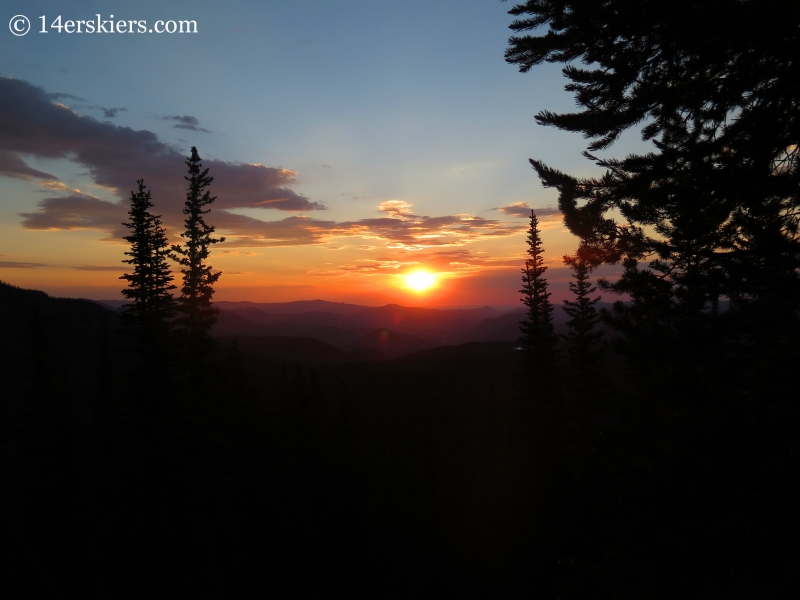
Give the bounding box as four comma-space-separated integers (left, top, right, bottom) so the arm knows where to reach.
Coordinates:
2, 1, 799, 597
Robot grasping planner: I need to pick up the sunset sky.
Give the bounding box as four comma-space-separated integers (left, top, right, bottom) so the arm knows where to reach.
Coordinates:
1, 0, 642, 307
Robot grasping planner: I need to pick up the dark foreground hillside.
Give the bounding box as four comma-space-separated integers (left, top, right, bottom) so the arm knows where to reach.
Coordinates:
2, 281, 799, 598
0, 281, 527, 597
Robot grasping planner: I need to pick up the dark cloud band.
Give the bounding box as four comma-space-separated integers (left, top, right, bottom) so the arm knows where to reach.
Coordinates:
0, 78, 324, 223
159, 115, 211, 133
2, 78, 525, 251
494, 202, 561, 219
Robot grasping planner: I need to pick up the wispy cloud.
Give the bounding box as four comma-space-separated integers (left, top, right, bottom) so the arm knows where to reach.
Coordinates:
102, 107, 127, 119
0, 150, 57, 180
21, 193, 128, 239
159, 114, 211, 133
2, 79, 528, 255
37, 181, 84, 194
494, 202, 561, 220
308, 248, 527, 279
215, 201, 526, 249
0, 261, 47, 268
378, 200, 416, 219
0, 78, 324, 230
47, 92, 85, 102
71, 265, 125, 271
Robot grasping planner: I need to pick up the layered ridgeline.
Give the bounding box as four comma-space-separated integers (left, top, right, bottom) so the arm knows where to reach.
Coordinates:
95, 297, 614, 360
0, 278, 525, 597
3, 276, 793, 598
0, 279, 124, 404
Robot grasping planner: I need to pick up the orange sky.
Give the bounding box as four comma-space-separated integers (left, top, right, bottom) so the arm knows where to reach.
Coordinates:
0, 3, 644, 309
1, 199, 583, 307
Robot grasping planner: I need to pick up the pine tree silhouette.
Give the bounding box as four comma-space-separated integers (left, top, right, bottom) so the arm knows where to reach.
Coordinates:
505, 4, 800, 593
171, 147, 225, 348
517, 209, 567, 598
120, 179, 176, 362
562, 253, 603, 381
119, 179, 175, 573
561, 252, 606, 484
519, 210, 558, 378
507, 0, 800, 392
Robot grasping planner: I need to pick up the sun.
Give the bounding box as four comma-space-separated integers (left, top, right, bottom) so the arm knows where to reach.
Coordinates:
405, 270, 437, 292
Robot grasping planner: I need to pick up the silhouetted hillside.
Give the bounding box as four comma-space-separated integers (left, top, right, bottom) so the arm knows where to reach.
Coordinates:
397, 340, 519, 363
3, 280, 796, 597
455, 303, 617, 343
0, 279, 124, 401
212, 302, 502, 346
224, 308, 360, 331
216, 299, 367, 315
211, 301, 618, 349
216, 334, 378, 364
212, 311, 372, 349
351, 304, 498, 340
343, 328, 441, 358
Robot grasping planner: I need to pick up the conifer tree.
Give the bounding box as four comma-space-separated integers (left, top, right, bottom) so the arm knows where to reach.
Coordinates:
505, 0, 800, 388
120, 179, 176, 360
504, 5, 800, 592
517, 209, 568, 597
561, 253, 606, 441
519, 210, 558, 376
171, 147, 225, 345
120, 181, 174, 530
562, 253, 603, 378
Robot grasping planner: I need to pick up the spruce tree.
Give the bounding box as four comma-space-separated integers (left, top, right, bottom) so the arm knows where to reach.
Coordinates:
505, 0, 800, 390
120, 179, 176, 361
120, 179, 175, 527
517, 210, 567, 596
561, 253, 605, 451
171, 147, 225, 345
562, 253, 603, 379
504, 3, 800, 592
519, 210, 558, 377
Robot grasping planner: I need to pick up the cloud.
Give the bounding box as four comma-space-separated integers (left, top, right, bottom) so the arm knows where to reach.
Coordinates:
378, 200, 416, 220
346, 209, 525, 250
20, 193, 128, 238
36, 181, 84, 194
0, 78, 323, 230
102, 107, 127, 119
0, 150, 57, 180
160, 115, 211, 133
0, 261, 47, 268
71, 265, 125, 271
307, 248, 527, 279
47, 92, 86, 102
495, 202, 561, 219
214, 202, 526, 249
1, 79, 528, 252
44, 92, 126, 120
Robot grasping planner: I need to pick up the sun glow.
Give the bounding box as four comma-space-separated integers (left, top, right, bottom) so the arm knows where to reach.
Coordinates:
405, 270, 437, 291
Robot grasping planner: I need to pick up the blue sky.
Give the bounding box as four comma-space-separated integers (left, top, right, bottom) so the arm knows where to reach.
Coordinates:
1, 0, 634, 305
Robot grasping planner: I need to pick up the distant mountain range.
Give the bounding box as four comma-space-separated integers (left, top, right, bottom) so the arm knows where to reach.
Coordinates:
208, 299, 618, 357
212, 301, 507, 350
88, 296, 617, 361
